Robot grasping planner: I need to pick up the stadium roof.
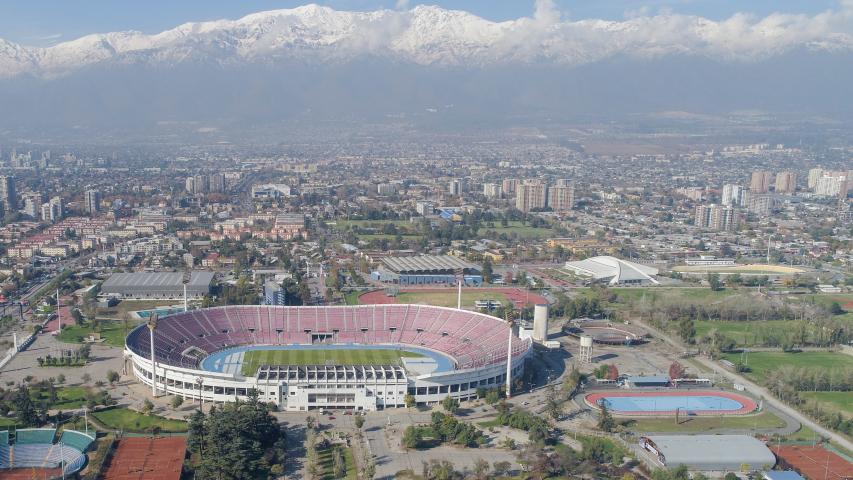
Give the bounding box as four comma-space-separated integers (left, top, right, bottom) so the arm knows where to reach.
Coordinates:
103, 271, 213, 289
645, 435, 775, 471
381, 255, 478, 274
101, 271, 214, 297
563, 256, 659, 285
763, 472, 805, 480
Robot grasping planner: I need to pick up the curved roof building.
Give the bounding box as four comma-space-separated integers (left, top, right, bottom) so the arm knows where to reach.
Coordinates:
563, 256, 659, 285
640, 435, 776, 471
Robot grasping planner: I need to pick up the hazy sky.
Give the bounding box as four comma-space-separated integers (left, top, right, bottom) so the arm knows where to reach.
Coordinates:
0, 0, 842, 46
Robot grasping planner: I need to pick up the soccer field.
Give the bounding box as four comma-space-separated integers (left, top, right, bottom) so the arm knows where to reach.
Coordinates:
240, 348, 424, 375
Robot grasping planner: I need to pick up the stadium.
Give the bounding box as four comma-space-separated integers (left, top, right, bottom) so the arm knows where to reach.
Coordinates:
124, 305, 531, 411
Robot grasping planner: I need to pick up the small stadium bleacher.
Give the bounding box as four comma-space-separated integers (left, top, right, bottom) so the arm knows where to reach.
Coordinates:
0, 428, 92, 475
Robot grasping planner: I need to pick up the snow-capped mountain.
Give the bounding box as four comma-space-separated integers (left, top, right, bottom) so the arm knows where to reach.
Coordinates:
2, 3, 853, 79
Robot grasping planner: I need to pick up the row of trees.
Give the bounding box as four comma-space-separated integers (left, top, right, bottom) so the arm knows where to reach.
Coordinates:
37, 344, 91, 367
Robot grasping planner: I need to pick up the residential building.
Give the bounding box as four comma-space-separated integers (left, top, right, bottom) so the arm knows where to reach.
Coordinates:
482, 183, 500, 198
85, 189, 101, 214
749, 170, 773, 193
721, 184, 746, 206
0, 175, 16, 214
774, 171, 796, 194
516, 180, 547, 212
547, 184, 575, 212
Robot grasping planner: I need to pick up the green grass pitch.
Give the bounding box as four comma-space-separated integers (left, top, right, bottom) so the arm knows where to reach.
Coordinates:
240, 348, 424, 376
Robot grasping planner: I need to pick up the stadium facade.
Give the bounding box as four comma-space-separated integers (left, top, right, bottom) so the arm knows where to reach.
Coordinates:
125, 305, 531, 411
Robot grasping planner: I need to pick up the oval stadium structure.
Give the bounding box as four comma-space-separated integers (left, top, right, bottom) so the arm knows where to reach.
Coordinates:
125, 305, 531, 411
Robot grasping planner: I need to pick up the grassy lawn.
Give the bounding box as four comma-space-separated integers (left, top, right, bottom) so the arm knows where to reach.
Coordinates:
611, 287, 741, 302
91, 407, 187, 433
624, 410, 786, 433
695, 320, 802, 346
32, 386, 90, 409
344, 291, 362, 305
801, 391, 853, 417
479, 221, 554, 239
395, 291, 509, 309
803, 294, 853, 323
56, 320, 137, 348
241, 348, 424, 375
0, 417, 19, 428
317, 445, 357, 480
721, 351, 853, 384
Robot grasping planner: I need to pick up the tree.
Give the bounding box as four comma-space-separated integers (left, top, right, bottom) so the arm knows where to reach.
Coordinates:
441, 395, 460, 415
106, 370, 120, 386
545, 387, 562, 421
354, 414, 365, 429
485, 389, 501, 405
606, 364, 619, 381
81, 373, 92, 384
677, 318, 696, 343
472, 459, 490, 480
597, 403, 616, 432
830, 301, 845, 315
404, 394, 416, 409
402, 426, 422, 449
493, 461, 512, 476
141, 399, 154, 416
56, 374, 65, 385
707, 273, 723, 291
13, 386, 40, 427
724, 473, 739, 480
668, 362, 686, 379
333, 447, 346, 478
482, 258, 493, 284
171, 396, 184, 409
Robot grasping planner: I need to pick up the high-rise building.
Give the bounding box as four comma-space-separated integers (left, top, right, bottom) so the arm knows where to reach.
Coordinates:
814, 174, 848, 197
516, 180, 547, 212
748, 193, 774, 217
22, 195, 40, 218
694, 204, 711, 228
41, 196, 63, 222
482, 183, 500, 198
185, 177, 196, 194
377, 183, 397, 196
85, 189, 102, 215
0, 175, 17, 214
709, 205, 737, 232
448, 179, 462, 196
721, 184, 746, 206
501, 179, 518, 196
209, 173, 226, 193
808, 168, 824, 189
749, 171, 773, 193
774, 171, 797, 194
547, 184, 575, 212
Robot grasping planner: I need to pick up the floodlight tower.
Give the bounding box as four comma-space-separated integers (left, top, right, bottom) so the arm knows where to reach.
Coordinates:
182, 269, 191, 312
505, 309, 516, 398
147, 313, 159, 397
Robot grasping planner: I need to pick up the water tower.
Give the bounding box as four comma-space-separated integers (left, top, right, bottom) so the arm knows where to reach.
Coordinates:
579, 335, 594, 364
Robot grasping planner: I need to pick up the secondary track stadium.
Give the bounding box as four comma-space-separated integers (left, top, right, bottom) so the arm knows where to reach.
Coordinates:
125, 305, 531, 411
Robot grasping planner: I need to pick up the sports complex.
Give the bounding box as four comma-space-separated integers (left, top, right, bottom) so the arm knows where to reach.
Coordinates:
585, 391, 758, 416
125, 305, 531, 411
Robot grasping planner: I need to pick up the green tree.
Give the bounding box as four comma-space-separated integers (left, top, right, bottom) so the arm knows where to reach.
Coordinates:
13, 386, 40, 427
171, 396, 184, 409
402, 426, 422, 449
441, 395, 460, 415
481, 257, 493, 284
597, 402, 616, 432
354, 414, 365, 429
404, 394, 416, 409
106, 370, 120, 386
141, 399, 154, 416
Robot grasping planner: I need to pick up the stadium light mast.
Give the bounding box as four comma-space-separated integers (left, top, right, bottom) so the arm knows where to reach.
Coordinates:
148, 313, 159, 397
505, 309, 515, 399
56, 288, 61, 332
457, 279, 462, 310
183, 269, 191, 312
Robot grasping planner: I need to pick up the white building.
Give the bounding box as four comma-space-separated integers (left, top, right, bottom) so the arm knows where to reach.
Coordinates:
563, 256, 659, 285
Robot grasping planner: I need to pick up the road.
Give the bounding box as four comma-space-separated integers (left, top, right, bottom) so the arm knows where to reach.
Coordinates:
631, 316, 853, 452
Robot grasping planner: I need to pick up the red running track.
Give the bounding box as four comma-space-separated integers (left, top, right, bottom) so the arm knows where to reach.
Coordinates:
359, 287, 547, 308
584, 390, 758, 416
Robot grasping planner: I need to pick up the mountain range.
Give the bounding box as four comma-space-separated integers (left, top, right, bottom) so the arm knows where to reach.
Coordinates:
1, 2, 852, 139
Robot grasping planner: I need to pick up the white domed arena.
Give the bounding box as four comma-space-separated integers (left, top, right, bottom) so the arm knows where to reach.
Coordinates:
125, 305, 531, 411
